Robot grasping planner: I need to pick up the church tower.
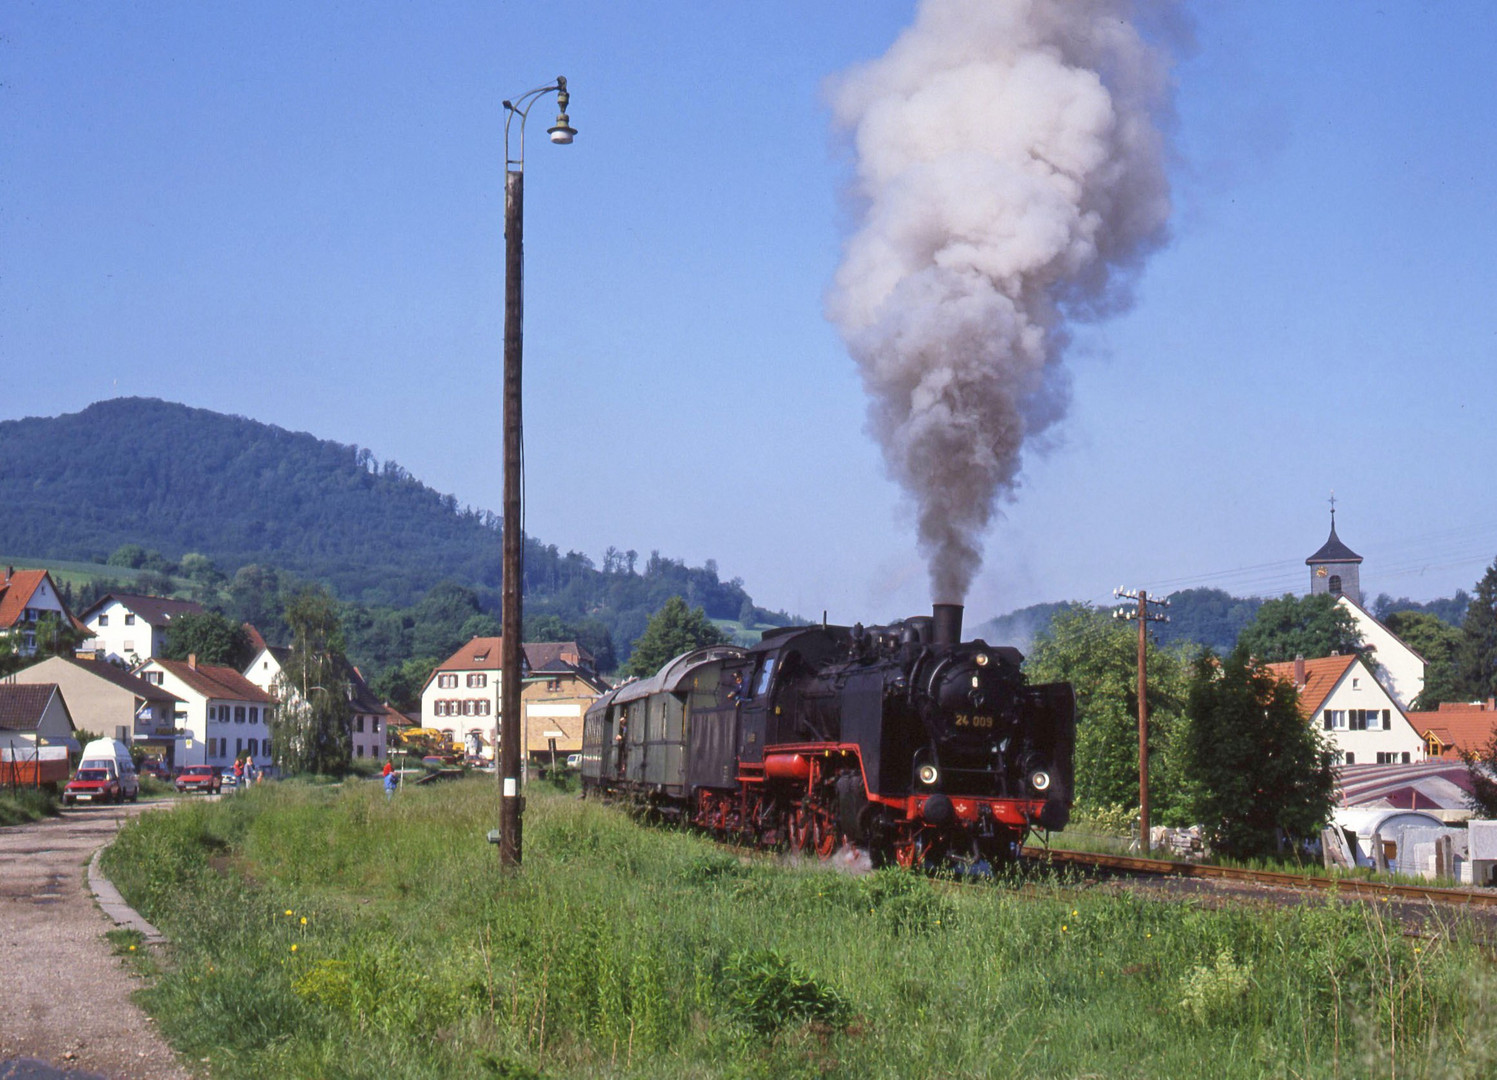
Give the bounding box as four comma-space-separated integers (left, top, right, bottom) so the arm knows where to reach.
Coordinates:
1306, 499, 1362, 602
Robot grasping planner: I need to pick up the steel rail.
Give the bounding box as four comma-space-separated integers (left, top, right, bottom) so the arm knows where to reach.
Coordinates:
1023, 846, 1497, 908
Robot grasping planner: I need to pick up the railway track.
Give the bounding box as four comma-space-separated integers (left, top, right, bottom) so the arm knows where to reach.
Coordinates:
1023, 845, 1497, 909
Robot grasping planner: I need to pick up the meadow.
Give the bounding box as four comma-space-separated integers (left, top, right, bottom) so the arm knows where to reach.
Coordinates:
101, 778, 1497, 1079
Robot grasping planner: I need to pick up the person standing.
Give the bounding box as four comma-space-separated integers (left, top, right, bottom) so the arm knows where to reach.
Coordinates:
232, 756, 245, 791
383, 758, 397, 801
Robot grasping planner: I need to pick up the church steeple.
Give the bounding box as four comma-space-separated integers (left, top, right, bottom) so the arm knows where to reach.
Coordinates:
1306, 493, 1362, 601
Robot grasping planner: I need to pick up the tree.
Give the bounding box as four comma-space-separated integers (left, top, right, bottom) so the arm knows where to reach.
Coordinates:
1235, 593, 1363, 664
626, 596, 727, 677
1460, 727, 1497, 819
1024, 605, 1192, 822
370, 656, 439, 713
107, 544, 148, 570
1182, 650, 1335, 859
1382, 610, 1465, 709
1454, 560, 1497, 703
162, 611, 254, 669
268, 586, 352, 776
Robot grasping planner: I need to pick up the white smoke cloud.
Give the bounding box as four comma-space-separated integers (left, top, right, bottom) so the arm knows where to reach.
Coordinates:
827, 0, 1177, 603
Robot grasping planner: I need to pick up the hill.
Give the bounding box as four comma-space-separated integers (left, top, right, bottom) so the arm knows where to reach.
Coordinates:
0, 399, 791, 664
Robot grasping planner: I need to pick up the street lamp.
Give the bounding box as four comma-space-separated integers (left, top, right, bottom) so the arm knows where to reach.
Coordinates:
497, 76, 575, 869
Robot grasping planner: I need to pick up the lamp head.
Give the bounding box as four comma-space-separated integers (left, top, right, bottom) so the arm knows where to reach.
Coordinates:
548, 79, 576, 144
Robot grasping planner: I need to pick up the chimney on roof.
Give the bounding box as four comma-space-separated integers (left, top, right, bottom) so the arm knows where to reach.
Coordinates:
4, 567, 11, 582
1293, 654, 1306, 687
188, 653, 198, 670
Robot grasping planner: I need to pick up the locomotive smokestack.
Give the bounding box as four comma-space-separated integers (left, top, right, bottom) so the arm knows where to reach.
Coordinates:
932, 603, 963, 645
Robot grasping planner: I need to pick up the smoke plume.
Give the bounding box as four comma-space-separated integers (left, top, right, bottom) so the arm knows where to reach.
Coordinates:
827, 0, 1176, 603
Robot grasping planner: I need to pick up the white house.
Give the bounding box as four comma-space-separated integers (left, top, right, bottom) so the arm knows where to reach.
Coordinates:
1335, 595, 1426, 712
77, 593, 204, 666
243, 646, 386, 762
1266, 654, 1425, 765
0, 683, 77, 750
137, 655, 275, 771
420, 637, 607, 764
0, 567, 86, 657
421, 636, 506, 757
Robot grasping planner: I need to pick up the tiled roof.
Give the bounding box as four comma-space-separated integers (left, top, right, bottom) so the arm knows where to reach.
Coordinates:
78, 593, 204, 627
434, 636, 506, 673
1264, 654, 1359, 717
153, 658, 274, 703
15, 655, 182, 703
524, 641, 596, 672
0, 684, 61, 732
0, 568, 87, 632
1408, 701, 1497, 758
243, 623, 269, 654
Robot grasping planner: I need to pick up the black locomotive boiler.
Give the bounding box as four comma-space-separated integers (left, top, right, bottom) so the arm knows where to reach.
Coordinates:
580, 603, 1075, 868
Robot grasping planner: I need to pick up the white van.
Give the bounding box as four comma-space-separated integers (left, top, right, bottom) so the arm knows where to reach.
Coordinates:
69, 738, 139, 804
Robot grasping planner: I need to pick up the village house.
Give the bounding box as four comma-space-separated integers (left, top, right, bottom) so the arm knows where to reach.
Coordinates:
8, 655, 182, 766
0, 683, 76, 751
420, 637, 607, 763
137, 655, 275, 772
1335, 595, 1426, 712
77, 592, 204, 666
1408, 698, 1497, 760
242, 645, 386, 762
0, 567, 87, 657
1266, 653, 1426, 765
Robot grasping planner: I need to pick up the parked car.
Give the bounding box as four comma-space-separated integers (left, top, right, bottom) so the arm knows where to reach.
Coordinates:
62, 767, 127, 805
566, 753, 582, 768
175, 765, 224, 794
64, 738, 140, 804
139, 760, 172, 782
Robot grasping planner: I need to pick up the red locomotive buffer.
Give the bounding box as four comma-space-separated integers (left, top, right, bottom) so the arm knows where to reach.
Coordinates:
581, 604, 1074, 869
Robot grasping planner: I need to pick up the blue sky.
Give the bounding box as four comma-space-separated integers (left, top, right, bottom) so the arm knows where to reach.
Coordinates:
4, 2, 1495, 626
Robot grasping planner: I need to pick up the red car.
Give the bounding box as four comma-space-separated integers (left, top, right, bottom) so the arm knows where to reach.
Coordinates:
175, 765, 224, 794
63, 767, 131, 805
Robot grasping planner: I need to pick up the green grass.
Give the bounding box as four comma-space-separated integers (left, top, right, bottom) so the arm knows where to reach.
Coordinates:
0, 785, 59, 826
101, 779, 1497, 1079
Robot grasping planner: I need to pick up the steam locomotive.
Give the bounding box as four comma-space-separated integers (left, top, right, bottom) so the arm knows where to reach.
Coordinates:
580, 603, 1075, 868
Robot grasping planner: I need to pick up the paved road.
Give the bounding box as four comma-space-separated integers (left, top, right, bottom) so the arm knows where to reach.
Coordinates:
0, 804, 192, 1080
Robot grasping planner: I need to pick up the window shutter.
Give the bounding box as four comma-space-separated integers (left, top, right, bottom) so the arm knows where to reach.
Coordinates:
1323, 711, 1332, 731
1383, 709, 1390, 730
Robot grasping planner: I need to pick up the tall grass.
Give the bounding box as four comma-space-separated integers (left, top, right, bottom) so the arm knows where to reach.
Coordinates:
102, 779, 1497, 1079
0, 785, 57, 826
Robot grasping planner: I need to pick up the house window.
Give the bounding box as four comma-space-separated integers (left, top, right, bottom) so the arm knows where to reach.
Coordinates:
478, 700, 491, 716
123, 641, 134, 653
467, 673, 487, 688
125, 613, 136, 625
547, 678, 562, 692
250, 707, 259, 724
373, 717, 381, 733
1323, 710, 1347, 731
248, 739, 258, 756
356, 745, 365, 757
99, 614, 109, 627
235, 706, 246, 723
438, 673, 458, 689
356, 715, 365, 733
144, 671, 163, 685
1344, 752, 1354, 764
1403, 752, 1411, 763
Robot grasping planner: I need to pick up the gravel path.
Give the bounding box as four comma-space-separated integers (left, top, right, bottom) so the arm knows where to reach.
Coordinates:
0, 804, 193, 1080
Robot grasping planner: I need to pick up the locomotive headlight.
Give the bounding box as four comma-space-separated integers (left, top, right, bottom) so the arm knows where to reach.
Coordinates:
1029, 770, 1052, 792
971, 675, 981, 689
974, 652, 990, 667
918, 764, 939, 786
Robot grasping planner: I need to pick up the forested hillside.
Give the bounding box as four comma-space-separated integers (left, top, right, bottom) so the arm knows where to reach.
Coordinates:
0, 398, 794, 673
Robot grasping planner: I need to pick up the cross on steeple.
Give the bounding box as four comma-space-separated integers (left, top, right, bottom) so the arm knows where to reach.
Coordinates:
1329, 490, 1337, 522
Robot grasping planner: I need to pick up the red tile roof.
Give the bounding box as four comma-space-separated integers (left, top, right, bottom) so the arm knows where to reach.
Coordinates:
1263, 654, 1359, 717
1407, 700, 1497, 759
0, 569, 85, 632
433, 636, 506, 673
153, 658, 273, 703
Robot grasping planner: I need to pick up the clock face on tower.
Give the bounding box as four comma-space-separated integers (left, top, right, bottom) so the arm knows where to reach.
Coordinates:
1315, 566, 1328, 578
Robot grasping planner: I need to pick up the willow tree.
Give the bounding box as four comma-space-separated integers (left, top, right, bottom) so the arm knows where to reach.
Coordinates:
269, 586, 352, 776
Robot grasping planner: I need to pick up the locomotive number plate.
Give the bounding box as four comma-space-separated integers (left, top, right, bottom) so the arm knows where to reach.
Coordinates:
953, 713, 995, 729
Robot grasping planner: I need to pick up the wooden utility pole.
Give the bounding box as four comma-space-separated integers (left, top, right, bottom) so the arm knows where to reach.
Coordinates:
1114, 588, 1169, 853
499, 167, 526, 869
